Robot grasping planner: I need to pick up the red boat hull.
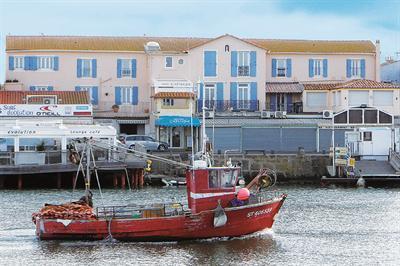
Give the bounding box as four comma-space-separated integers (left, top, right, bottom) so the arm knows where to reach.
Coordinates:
35, 195, 286, 241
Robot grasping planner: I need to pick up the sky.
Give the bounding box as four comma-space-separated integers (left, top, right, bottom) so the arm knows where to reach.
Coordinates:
0, 0, 399, 82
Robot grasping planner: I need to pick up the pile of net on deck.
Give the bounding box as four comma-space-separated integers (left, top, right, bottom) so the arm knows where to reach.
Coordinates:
32, 201, 96, 223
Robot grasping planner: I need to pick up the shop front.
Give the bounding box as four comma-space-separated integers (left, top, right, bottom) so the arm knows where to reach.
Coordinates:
155, 116, 201, 150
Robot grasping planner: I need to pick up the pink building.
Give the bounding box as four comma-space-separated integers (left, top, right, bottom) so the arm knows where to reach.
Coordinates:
4, 35, 385, 149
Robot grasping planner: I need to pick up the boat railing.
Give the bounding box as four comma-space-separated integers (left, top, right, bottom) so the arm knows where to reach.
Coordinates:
96, 203, 186, 219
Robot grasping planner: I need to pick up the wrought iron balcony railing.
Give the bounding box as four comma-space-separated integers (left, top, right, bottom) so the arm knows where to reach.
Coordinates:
197, 100, 259, 112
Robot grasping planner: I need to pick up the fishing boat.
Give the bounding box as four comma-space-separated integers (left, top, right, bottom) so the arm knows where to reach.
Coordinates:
32, 85, 287, 241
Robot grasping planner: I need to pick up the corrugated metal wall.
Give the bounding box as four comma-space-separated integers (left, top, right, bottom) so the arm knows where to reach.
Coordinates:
207, 126, 347, 153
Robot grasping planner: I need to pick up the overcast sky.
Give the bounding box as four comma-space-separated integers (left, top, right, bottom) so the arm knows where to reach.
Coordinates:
0, 0, 399, 82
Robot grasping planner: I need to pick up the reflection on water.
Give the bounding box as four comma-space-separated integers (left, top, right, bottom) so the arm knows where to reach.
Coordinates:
0, 186, 400, 265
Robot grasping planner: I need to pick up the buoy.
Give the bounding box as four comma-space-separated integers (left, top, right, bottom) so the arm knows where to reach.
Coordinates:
237, 188, 250, 201
356, 177, 365, 187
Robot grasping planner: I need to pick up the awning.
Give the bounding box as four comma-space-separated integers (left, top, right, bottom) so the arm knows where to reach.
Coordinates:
155, 116, 201, 127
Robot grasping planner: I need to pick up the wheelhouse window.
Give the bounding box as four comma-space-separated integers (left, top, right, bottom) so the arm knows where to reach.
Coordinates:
121, 59, 131, 77
237, 83, 250, 109
162, 98, 174, 106
351, 59, 361, 77
165, 57, 173, 68
276, 59, 286, 77
237, 51, 250, 77
120, 86, 133, 104
14, 56, 24, 69
208, 169, 239, 189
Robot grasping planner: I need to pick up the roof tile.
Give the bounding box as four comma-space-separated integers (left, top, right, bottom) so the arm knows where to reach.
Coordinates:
0, 91, 90, 104
153, 92, 195, 98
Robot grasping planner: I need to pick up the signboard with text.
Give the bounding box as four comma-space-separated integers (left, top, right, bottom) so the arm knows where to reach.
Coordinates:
0, 104, 92, 117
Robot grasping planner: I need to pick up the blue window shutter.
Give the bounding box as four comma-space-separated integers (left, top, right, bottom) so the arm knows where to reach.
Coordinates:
92, 59, 97, 78
29, 86, 36, 91
346, 59, 351, 78
53, 56, 59, 71
77, 59, 82, 78
115, 87, 121, 105
132, 59, 137, 78
270, 94, 276, 111
132, 86, 138, 105
47, 86, 54, 91
92, 86, 99, 105
117, 59, 122, 78
309, 59, 314, 78
323, 59, 328, 78
286, 59, 292, 77
198, 83, 204, 112
230, 82, 237, 110
287, 94, 292, 113
250, 82, 257, 111
216, 82, 224, 112
24, 57, 30, 70
272, 59, 277, 77
250, 51, 257, 77
204, 51, 217, 77
75, 86, 81, 91
9, 56, 14, 70
231, 51, 237, 77
360, 59, 366, 78
31, 56, 38, 70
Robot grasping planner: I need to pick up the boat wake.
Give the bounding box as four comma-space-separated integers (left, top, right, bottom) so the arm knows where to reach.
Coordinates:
196, 228, 275, 243
0, 228, 36, 242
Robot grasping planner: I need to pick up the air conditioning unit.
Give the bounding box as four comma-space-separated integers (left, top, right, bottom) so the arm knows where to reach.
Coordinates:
205, 111, 215, 119
322, 110, 333, 119
43, 97, 55, 104
275, 111, 287, 119
260, 111, 274, 119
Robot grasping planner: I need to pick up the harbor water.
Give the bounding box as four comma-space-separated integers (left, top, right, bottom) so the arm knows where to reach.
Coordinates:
0, 186, 400, 265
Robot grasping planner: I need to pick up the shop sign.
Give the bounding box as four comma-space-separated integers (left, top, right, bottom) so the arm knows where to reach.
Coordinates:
0, 104, 92, 117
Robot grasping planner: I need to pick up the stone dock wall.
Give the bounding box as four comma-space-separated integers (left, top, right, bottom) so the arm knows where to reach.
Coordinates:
151, 153, 331, 184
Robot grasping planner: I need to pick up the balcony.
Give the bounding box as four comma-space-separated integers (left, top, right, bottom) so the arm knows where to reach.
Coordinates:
94, 101, 151, 118
197, 100, 259, 113
265, 102, 303, 113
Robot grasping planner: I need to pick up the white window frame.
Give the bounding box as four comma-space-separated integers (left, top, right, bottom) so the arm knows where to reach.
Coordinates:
351, 59, 361, 77
121, 59, 132, 78
120, 86, 133, 104
14, 56, 24, 70
38, 56, 54, 70
81, 59, 92, 78
204, 83, 216, 102
165, 56, 173, 69
237, 83, 250, 109
276, 59, 287, 77
162, 98, 174, 106
33, 86, 49, 91
373, 90, 393, 106
237, 51, 250, 77
79, 86, 95, 103
313, 59, 323, 77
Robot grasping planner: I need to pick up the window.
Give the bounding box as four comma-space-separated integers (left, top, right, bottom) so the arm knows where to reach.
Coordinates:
348, 90, 369, 106
237, 51, 250, 76
35, 86, 49, 91
373, 91, 393, 106
313, 59, 323, 77
14, 56, 24, 69
82, 59, 92, 77
238, 83, 250, 109
162, 98, 174, 106
80, 86, 95, 103
204, 84, 216, 109
121, 59, 131, 77
208, 169, 238, 188
306, 92, 327, 108
165, 57, 173, 68
276, 59, 286, 77
120, 86, 133, 104
363, 131, 372, 141
38, 56, 53, 70
351, 59, 361, 77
